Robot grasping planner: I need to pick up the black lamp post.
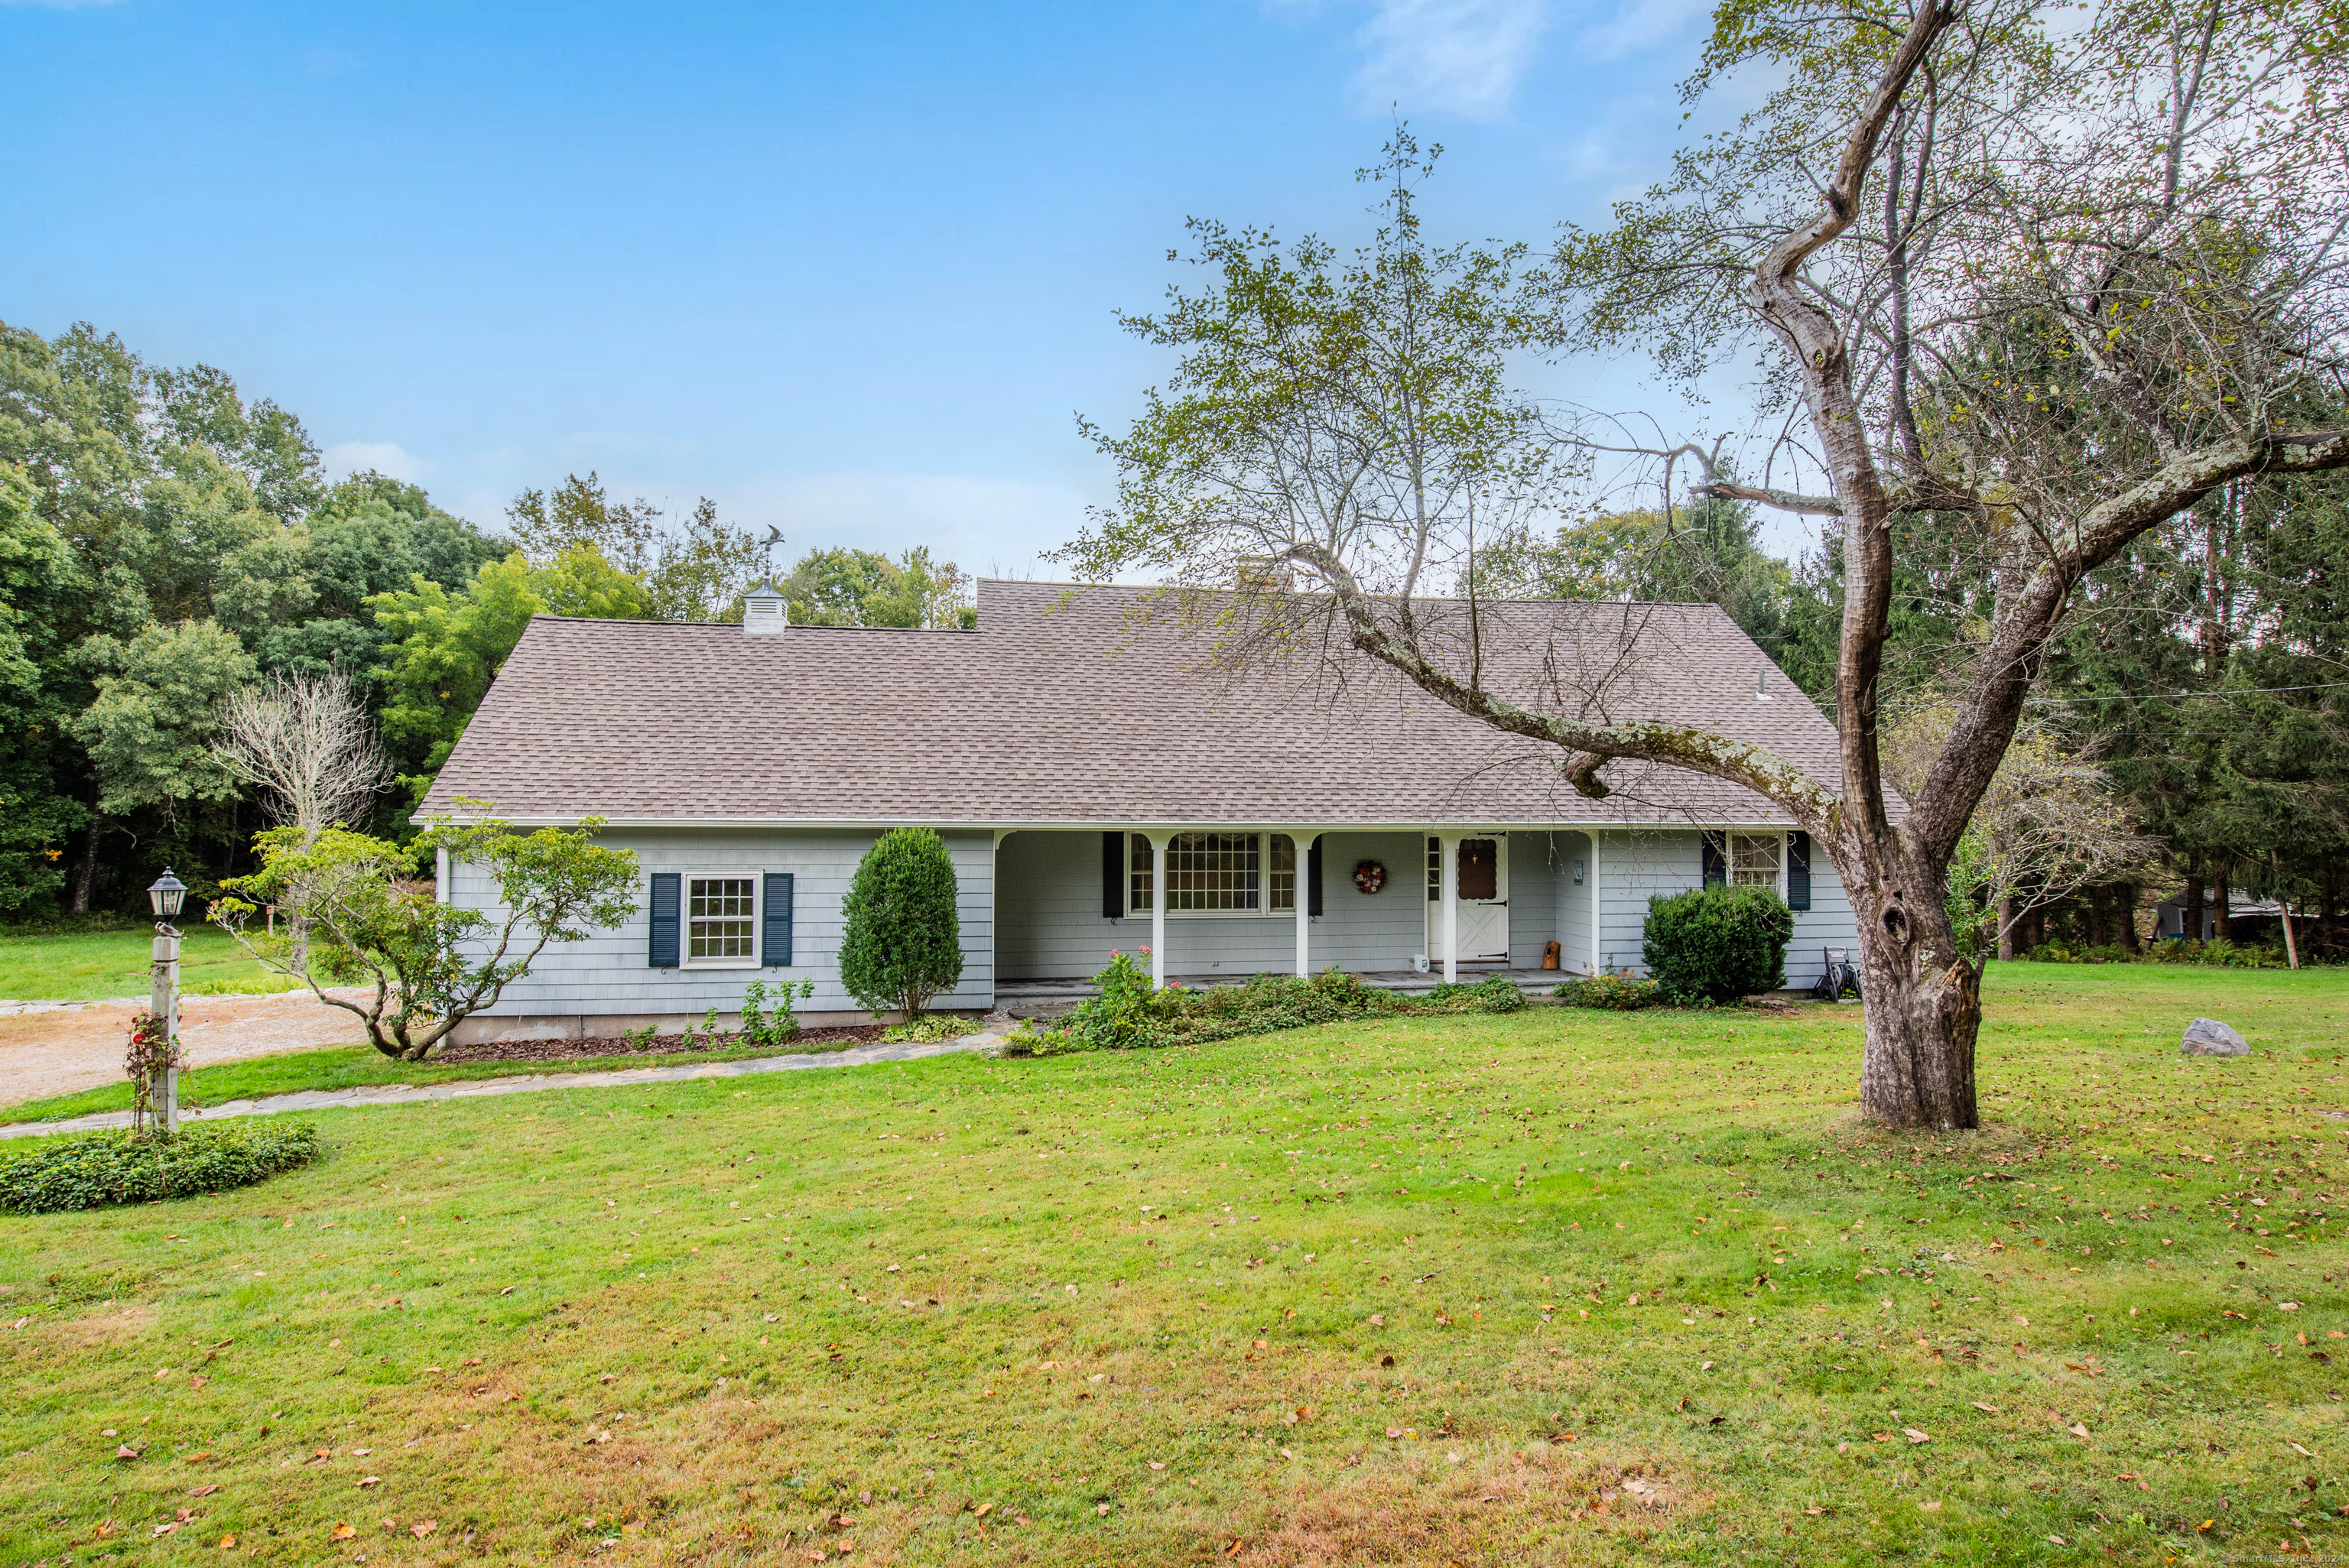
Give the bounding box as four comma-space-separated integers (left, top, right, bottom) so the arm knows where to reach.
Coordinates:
148, 868, 188, 924
145, 868, 187, 1131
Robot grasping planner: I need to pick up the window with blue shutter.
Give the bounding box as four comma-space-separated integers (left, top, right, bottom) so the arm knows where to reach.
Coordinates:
1786, 832, 1812, 911
1307, 837, 1324, 917
762, 872, 794, 966
1701, 832, 1727, 889
647, 873, 681, 968
1102, 832, 1125, 919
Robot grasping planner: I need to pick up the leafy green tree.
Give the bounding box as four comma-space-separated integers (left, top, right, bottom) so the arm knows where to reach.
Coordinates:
367, 555, 542, 803
838, 826, 964, 1020
780, 546, 975, 629
212, 811, 638, 1060
68, 619, 257, 818
0, 461, 85, 907
508, 472, 761, 622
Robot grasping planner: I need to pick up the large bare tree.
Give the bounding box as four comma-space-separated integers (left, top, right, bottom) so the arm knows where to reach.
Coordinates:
214, 671, 392, 964
1068, 2, 2349, 1128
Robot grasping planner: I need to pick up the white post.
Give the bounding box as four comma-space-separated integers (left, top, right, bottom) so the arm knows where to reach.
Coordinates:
1291, 831, 1317, 978
435, 845, 450, 904
151, 925, 180, 1132
1588, 833, 1603, 976
1149, 832, 1168, 989
1439, 832, 1460, 985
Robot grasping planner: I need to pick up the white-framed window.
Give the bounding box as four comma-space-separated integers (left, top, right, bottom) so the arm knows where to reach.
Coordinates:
1268, 834, 1297, 913
1127, 833, 1297, 917
1728, 832, 1784, 893
684, 873, 759, 966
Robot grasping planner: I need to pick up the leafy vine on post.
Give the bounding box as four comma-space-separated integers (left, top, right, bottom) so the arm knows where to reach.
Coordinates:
210, 801, 639, 1061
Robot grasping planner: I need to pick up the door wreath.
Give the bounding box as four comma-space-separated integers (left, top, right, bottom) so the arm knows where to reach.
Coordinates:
1353, 859, 1387, 895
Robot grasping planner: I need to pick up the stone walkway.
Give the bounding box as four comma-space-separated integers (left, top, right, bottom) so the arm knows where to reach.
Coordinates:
0, 1029, 1006, 1141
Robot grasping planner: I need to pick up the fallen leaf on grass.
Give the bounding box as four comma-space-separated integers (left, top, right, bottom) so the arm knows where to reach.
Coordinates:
2068, 1424, 2090, 1439
411, 1520, 437, 1538
971, 1503, 993, 1518
1970, 1402, 1999, 1414
218, 1534, 235, 1549
188, 1484, 220, 1498
115, 1445, 138, 1459
358, 1476, 380, 1488
2292, 1441, 2317, 1458
330, 1524, 356, 1541
1904, 1429, 1931, 1445
1149, 1461, 1166, 1472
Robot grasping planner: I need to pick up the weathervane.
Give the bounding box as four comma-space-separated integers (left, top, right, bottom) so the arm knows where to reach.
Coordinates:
761, 525, 784, 579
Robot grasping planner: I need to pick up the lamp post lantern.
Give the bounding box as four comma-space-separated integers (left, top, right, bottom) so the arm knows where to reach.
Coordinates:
146, 869, 187, 1132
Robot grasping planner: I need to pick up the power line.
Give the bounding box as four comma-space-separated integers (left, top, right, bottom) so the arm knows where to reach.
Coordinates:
2023, 680, 2349, 705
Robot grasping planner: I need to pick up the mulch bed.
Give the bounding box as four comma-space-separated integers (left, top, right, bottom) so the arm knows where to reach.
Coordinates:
427, 1026, 888, 1066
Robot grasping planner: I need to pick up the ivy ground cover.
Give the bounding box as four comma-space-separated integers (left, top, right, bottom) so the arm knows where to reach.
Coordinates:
3, 965, 2346, 1565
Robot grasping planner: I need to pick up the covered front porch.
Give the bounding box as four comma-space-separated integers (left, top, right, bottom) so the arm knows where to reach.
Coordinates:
992, 826, 1597, 991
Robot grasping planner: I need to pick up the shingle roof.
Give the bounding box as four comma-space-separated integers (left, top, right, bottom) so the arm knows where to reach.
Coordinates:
419, 579, 1856, 826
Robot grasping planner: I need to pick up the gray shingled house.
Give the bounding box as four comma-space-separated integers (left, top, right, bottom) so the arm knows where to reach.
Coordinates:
424, 578, 1862, 1040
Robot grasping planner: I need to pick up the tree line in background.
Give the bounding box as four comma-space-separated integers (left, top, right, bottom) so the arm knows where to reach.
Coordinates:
0, 319, 976, 919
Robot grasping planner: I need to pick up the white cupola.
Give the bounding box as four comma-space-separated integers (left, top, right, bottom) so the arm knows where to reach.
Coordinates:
742, 579, 788, 635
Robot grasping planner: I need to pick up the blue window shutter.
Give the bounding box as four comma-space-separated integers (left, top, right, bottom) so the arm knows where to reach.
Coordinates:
762, 872, 794, 966
1102, 832, 1125, 918
1701, 832, 1727, 889
648, 873, 681, 968
1307, 836, 1324, 917
1786, 832, 1812, 911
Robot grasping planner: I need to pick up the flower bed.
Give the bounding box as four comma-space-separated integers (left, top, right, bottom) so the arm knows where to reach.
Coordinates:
1006, 957, 1529, 1055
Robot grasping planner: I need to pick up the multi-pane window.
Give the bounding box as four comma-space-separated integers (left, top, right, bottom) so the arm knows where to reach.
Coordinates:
1129, 833, 1292, 914
1729, 833, 1783, 891
687, 876, 756, 962
1167, 832, 1259, 911
1428, 836, 1443, 901
1268, 834, 1296, 913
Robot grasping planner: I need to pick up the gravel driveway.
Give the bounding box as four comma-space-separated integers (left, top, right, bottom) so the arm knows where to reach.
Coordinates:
0, 989, 375, 1109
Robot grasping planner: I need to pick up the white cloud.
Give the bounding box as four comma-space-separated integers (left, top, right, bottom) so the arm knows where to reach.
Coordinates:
320, 440, 430, 482
1352, 0, 1548, 119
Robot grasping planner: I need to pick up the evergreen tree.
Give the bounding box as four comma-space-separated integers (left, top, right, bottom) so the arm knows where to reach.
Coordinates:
838, 827, 964, 1020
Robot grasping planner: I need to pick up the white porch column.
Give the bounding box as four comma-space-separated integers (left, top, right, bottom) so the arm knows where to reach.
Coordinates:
1148, 832, 1168, 989
1587, 832, 1603, 976
1291, 830, 1319, 978
1439, 831, 1461, 985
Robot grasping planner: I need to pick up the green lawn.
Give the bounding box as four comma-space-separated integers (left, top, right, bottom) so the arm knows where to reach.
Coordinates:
0, 924, 297, 1001
4, 964, 2345, 1566
1, 1037, 876, 1125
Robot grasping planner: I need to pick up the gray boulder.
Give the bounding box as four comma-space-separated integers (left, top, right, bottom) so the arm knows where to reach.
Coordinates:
2180, 1018, 2250, 1057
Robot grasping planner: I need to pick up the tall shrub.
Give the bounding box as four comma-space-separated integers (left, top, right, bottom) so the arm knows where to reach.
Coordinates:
1642, 885, 1793, 1003
839, 826, 963, 1019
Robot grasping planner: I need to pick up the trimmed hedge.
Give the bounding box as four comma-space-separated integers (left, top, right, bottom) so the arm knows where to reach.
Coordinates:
0, 1120, 323, 1215
1642, 885, 1794, 1003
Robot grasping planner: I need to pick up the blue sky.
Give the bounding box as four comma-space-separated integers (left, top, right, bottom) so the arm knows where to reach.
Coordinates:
4, 0, 1750, 575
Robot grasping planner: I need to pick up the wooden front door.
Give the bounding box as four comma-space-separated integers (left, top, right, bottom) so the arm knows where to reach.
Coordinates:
1428, 836, 1510, 963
